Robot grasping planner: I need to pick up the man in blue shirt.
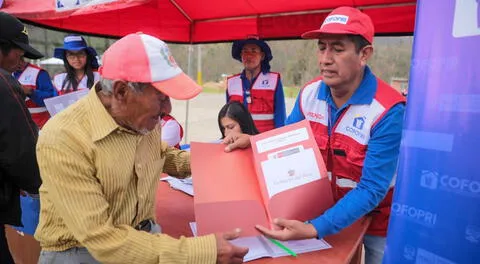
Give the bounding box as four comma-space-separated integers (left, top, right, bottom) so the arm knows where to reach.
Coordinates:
226, 36, 286, 132
224, 7, 405, 264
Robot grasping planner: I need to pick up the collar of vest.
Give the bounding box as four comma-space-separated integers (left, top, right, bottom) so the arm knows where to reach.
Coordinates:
240, 69, 262, 82
318, 66, 377, 105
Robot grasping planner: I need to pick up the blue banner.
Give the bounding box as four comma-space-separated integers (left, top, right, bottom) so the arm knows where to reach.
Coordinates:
384, 1, 480, 263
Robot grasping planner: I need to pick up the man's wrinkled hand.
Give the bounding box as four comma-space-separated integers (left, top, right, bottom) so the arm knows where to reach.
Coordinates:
255, 218, 318, 241
215, 228, 249, 264
223, 132, 251, 152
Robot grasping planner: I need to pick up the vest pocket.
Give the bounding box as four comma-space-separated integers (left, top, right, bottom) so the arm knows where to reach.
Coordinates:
250, 95, 273, 113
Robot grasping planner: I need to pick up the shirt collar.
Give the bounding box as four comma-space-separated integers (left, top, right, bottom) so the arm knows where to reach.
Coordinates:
240, 69, 262, 81
317, 66, 377, 106
86, 85, 121, 142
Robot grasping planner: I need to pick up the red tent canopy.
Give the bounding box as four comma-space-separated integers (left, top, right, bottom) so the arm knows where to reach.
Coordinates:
1, 0, 416, 43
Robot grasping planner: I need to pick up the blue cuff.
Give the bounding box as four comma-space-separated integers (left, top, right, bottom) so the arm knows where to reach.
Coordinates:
309, 216, 335, 238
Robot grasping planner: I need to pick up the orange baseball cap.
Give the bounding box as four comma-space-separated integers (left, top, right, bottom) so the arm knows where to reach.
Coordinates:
99, 33, 202, 100
301, 6, 374, 44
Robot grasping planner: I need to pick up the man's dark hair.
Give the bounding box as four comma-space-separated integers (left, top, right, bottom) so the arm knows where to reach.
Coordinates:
347, 35, 371, 53
0, 39, 13, 56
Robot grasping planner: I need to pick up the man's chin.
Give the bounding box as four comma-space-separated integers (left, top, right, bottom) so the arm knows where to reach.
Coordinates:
133, 126, 155, 135
322, 78, 340, 88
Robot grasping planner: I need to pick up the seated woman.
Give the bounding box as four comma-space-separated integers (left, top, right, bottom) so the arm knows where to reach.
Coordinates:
160, 97, 184, 149
218, 101, 259, 138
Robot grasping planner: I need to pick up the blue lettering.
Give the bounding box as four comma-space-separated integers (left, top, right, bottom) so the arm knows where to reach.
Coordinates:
346, 126, 365, 139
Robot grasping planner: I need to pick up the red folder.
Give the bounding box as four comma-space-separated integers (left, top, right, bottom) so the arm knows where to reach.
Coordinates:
191, 120, 333, 237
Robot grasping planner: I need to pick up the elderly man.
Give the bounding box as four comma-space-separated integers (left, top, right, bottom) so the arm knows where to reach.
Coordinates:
35, 33, 248, 264
224, 7, 406, 264
0, 12, 43, 264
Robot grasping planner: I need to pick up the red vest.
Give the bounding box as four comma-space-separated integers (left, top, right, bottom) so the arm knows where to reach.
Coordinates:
160, 115, 184, 149
16, 64, 50, 129
227, 72, 279, 133
300, 77, 405, 236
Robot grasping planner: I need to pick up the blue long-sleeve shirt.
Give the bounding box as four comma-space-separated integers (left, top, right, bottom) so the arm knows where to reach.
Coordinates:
226, 70, 286, 128
286, 67, 405, 238
13, 66, 57, 107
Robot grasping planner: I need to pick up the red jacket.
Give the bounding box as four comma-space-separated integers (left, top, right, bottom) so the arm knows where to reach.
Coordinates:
16, 64, 50, 128
300, 77, 405, 236
227, 72, 279, 132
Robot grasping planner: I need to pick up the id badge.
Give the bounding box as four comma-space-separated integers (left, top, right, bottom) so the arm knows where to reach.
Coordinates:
245, 90, 252, 104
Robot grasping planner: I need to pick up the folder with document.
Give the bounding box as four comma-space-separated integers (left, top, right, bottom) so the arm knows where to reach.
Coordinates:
191, 120, 334, 237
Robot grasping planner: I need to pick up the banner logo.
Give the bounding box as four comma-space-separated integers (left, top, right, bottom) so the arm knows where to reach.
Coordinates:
452, 0, 480, 38
391, 203, 438, 227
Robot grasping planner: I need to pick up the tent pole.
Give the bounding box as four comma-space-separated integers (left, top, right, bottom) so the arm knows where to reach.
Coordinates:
184, 44, 194, 144
197, 45, 202, 86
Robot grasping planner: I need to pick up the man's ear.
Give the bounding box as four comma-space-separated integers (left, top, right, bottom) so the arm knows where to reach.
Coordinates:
261, 52, 265, 61
360, 45, 374, 67
112, 80, 130, 101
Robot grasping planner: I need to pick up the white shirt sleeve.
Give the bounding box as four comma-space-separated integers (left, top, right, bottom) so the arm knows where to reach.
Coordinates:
161, 119, 182, 147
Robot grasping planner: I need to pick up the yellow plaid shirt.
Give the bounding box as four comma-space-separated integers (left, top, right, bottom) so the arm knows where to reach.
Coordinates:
35, 87, 216, 263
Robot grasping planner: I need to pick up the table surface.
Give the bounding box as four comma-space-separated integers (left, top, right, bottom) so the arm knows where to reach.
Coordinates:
156, 181, 370, 264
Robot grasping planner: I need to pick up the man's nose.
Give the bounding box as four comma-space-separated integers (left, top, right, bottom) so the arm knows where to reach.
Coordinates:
318, 49, 334, 65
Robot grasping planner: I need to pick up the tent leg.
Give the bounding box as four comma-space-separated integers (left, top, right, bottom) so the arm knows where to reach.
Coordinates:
184, 44, 194, 144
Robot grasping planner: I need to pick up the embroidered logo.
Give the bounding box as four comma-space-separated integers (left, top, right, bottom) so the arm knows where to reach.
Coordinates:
21, 26, 28, 36
160, 45, 177, 68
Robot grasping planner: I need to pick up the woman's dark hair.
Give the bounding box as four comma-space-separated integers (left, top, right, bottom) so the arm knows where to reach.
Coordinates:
218, 101, 259, 138
61, 49, 97, 93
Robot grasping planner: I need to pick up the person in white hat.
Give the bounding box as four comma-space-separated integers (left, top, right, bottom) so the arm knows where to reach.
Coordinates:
35, 33, 248, 264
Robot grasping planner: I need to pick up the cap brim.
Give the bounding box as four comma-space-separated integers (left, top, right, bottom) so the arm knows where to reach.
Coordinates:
12, 40, 43, 59
152, 72, 202, 100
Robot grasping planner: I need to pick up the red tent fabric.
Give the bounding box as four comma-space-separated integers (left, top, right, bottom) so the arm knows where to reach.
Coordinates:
1, 0, 416, 43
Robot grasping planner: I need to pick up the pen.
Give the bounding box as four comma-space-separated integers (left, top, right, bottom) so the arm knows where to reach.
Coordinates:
268, 238, 298, 257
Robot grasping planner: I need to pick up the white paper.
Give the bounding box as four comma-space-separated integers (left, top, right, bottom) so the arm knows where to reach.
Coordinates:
261, 148, 321, 198
44, 89, 89, 116
255, 127, 309, 153
189, 222, 331, 262
263, 236, 332, 257
267, 145, 304, 160
160, 176, 194, 196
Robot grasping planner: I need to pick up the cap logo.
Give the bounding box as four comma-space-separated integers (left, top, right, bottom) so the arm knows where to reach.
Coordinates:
64, 36, 83, 43
21, 26, 28, 36
160, 45, 177, 68
322, 15, 349, 27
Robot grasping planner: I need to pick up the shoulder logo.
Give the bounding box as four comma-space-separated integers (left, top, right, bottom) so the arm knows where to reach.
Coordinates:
352, 116, 366, 130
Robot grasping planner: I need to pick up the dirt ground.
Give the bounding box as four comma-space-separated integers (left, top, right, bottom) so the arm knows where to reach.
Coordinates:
170, 93, 297, 144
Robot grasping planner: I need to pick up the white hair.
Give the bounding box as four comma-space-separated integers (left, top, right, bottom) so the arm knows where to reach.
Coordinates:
98, 78, 149, 95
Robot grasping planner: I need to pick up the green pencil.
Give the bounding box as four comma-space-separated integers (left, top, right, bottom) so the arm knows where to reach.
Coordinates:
268, 238, 298, 257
